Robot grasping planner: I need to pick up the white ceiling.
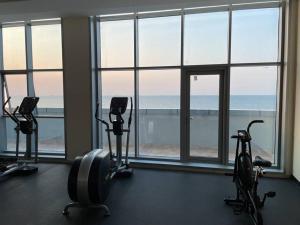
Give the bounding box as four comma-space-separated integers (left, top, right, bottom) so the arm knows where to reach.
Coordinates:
0, 0, 271, 22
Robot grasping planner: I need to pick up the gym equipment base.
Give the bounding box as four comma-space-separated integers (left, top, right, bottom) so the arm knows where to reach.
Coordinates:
15, 165, 38, 175
62, 202, 110, 216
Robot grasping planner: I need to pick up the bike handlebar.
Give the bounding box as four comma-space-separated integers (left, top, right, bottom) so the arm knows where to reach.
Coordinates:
247, 120, 264, 134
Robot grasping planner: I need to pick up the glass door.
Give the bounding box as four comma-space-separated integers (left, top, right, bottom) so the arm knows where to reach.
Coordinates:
181, 66, 228, 163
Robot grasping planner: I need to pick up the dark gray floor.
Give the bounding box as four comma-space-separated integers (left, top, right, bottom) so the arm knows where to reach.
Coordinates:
0, 163, 299, 225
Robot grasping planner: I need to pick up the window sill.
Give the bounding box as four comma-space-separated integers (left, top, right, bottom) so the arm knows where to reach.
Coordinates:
129, 158, 287, 178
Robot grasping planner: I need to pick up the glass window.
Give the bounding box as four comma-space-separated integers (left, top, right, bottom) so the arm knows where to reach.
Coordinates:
138, 16, 181, 67
33, 72, 64, 115
184, 12, 229, 65
0, 21, 65, 155
2, 26, 26, 70
229, 66, 278, 164
231, 8, 280, 63
139, 69, 180, 158
37, 118, 65, 153
190, 74, 219, 158
100, 71, 135, 155
31, 24, 63, 69
100, 20, 134, 68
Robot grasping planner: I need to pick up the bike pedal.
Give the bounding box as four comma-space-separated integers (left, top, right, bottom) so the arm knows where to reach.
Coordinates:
233, 206, 243, 215
266, 191, 276, 198
225, 172, 234, 176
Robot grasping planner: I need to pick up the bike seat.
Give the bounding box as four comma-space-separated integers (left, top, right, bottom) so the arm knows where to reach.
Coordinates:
253, 156, 272, 168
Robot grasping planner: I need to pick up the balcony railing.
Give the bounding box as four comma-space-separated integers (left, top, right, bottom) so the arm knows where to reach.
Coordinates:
1, 108, 276, 163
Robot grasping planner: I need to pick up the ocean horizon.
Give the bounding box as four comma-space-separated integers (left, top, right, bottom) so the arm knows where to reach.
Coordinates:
8, 95, 277, 111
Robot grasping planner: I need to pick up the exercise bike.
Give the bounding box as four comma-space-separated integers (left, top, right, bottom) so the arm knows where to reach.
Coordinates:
0, 97, 39, 177
224, 120, 276, 225
63, 97, 133, 216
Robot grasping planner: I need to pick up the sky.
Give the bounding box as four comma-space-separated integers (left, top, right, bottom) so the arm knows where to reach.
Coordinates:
101, 7, 280, 96
2, 7, 280, 98
2, 24, 63, 97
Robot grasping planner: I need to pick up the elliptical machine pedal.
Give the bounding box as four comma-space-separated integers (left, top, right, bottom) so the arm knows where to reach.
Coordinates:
0, 97, 39, 178
14, 165, 38, 175
114, 167, 133, 178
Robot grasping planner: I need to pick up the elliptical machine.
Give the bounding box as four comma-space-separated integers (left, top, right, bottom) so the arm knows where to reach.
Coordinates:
63, 97, 133, 216
224, 120, 276, 225
96, 97, 133, 177
0, 97, 39, 177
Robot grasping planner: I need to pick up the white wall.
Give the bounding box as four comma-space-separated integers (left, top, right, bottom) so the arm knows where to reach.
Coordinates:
293, 0, 300, 181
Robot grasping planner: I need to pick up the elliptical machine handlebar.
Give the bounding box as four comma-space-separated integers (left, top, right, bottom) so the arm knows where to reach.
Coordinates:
128, 97, 133, 129
3, 97, 19, 124
95, 102, 110, 130
109, 110, 124, 124
95, 98, 133, 131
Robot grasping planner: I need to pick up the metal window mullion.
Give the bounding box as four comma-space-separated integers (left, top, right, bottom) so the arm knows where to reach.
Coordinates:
184, 5, 230, 15
218, 71, 224, 164
230, 62, 281, 67
223, 7, 233, 165
98, 14, 135, 22
180, 10, 186, 161
134, 16, 139, 158
2, 19, 61, 28
24, 23, 36, 156
89, 17, 99, 149
222, 67, 230, 165
228, 8, 232, 66
25, 23, 34, 97
0, 76, 7, 152
0, 70, 27, 74
0, 26, 3, 71
180, 10, 184, 67
180, 68, 188, 161
98, 62, 281, 71
137, 10, 181, 19
231, 1, 281, 11
95, 17, 102, 148
30, 68, 63, 72
100, 66, 181, 71
30, 19, 61, 27
0, 26, 7, 152
0, 26, 5, 109
2, 21, 25, 28
276, 2, 286, 169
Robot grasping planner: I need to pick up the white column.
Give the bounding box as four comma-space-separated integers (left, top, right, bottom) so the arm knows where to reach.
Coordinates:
62, 17, 94, 160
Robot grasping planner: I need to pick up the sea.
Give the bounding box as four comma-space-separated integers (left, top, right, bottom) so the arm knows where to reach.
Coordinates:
9, 95, 277, 111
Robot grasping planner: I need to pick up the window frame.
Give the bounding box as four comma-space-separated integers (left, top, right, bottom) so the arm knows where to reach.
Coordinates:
95, 1, 284, 168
